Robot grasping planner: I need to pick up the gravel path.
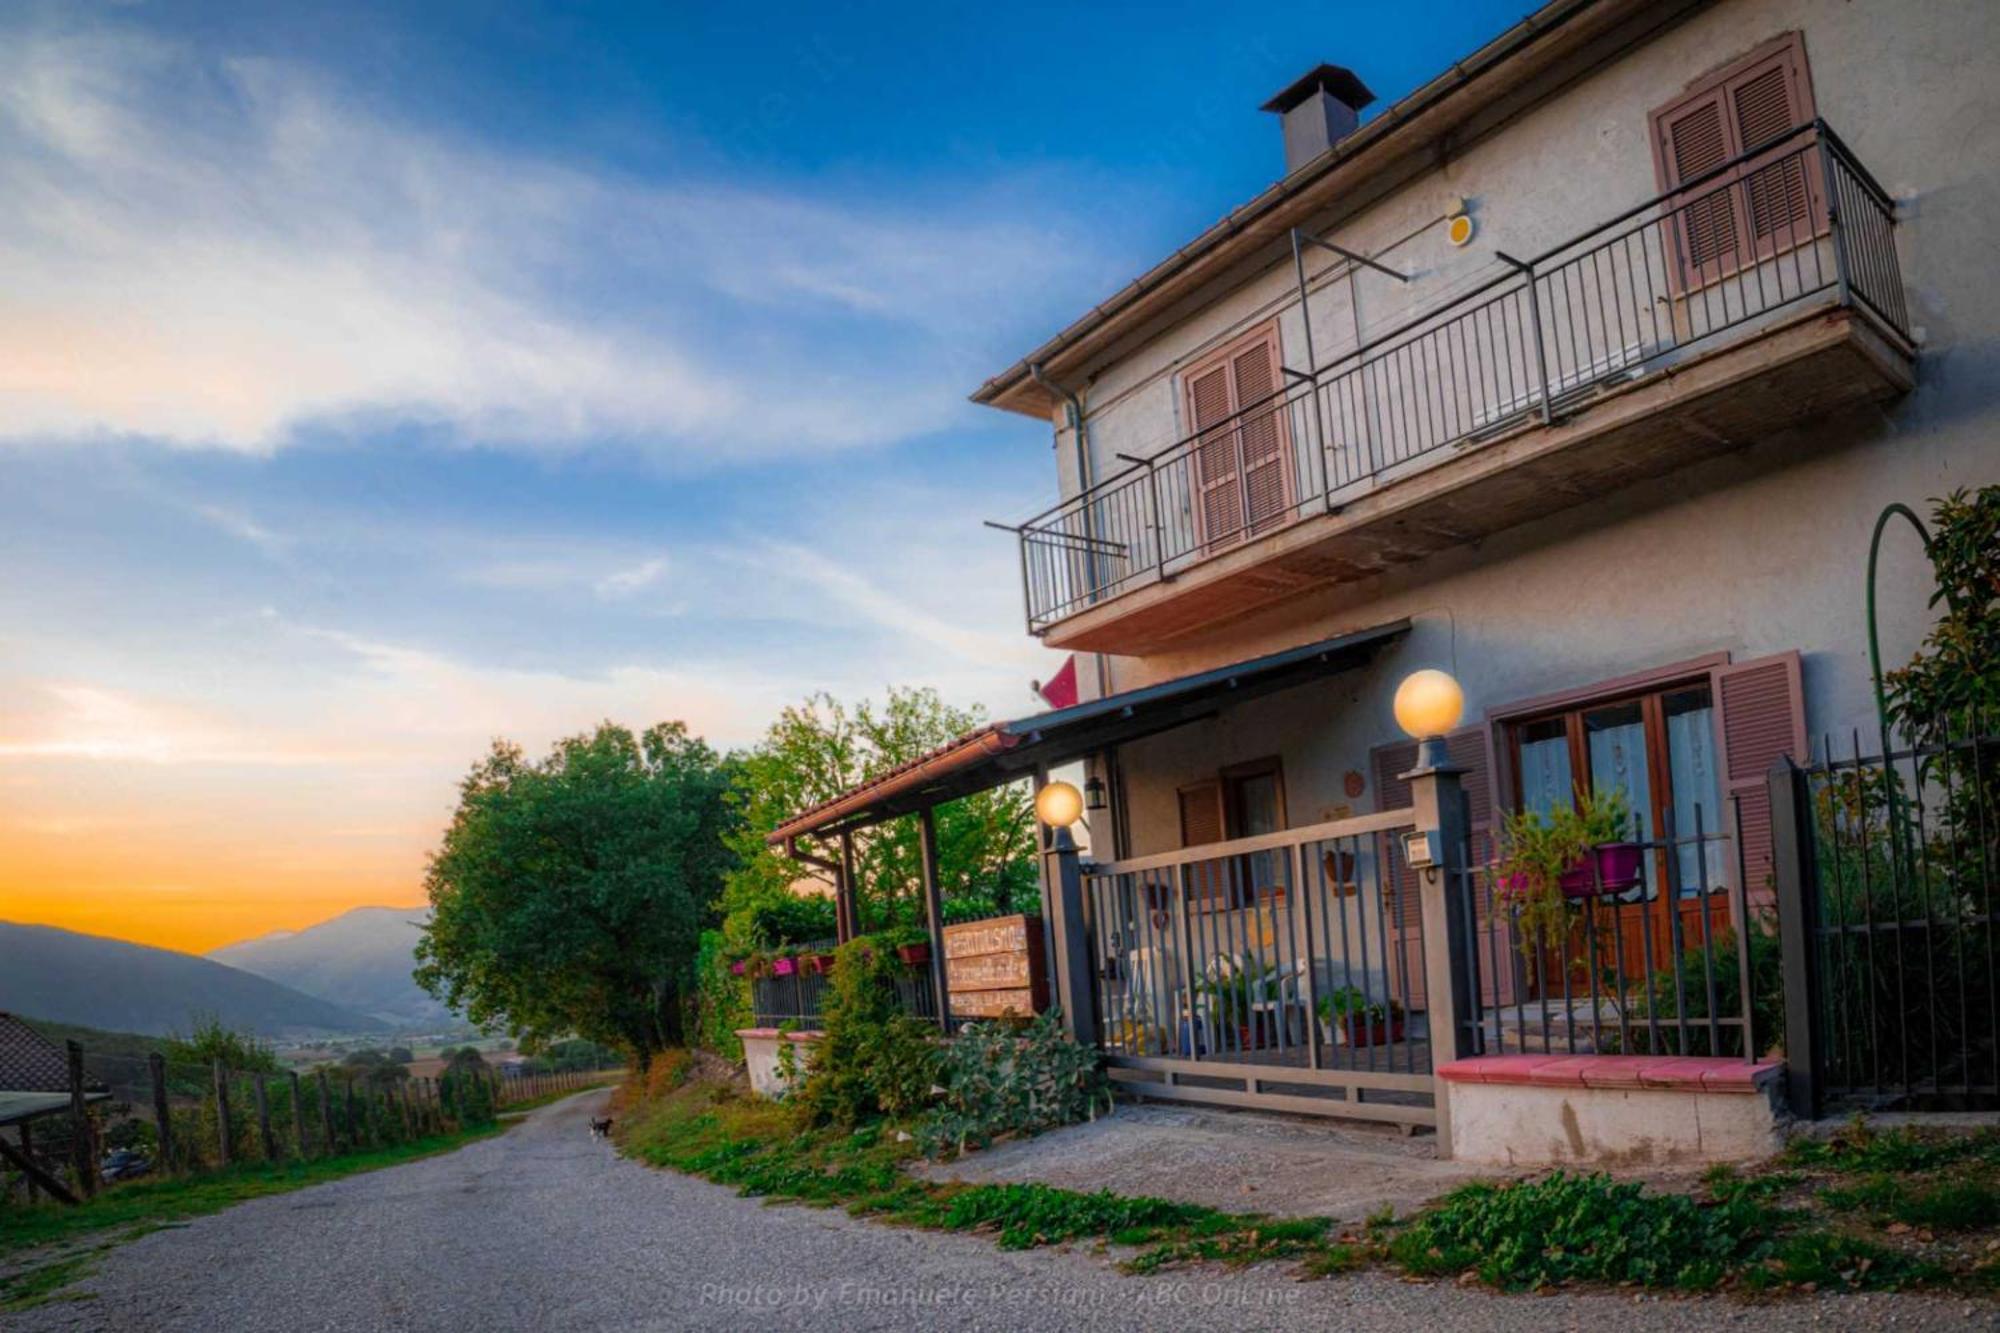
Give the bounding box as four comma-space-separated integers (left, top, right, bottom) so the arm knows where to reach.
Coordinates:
14, 1090, 1997, 1332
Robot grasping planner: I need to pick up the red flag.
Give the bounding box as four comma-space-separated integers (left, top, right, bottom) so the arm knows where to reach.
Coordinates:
1035, 655, 1079, 711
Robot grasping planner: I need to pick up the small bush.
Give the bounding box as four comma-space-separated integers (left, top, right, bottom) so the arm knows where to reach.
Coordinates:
940, 1182, 1225, 1250
917, 1010, 1110, 1157
795, 938, 939, 1127
1390, 1171, 1775, 1291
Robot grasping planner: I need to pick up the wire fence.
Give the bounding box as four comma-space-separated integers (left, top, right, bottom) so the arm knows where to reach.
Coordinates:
1, 1041, 621, 1208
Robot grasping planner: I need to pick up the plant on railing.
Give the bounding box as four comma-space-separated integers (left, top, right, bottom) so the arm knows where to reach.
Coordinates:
1316, 986, 1405, 1047
1194, 958, 1286, 1050
916, 1010, 1111, 1158
1496, 786, 1633, 959
795, 936, 939, 1128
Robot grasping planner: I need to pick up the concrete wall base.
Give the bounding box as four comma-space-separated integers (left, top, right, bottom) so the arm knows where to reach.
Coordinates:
737, 1028, 821, 1099
1444, 1079, 1783, 1167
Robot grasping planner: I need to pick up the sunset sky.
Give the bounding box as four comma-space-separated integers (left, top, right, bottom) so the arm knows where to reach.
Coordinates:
0, 0, 1519, 955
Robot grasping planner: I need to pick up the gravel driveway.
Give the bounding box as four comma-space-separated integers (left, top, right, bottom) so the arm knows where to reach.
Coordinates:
14, 1090, 1996, 1332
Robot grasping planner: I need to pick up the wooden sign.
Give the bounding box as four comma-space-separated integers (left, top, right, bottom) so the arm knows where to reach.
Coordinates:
943, 913, 1048, 1018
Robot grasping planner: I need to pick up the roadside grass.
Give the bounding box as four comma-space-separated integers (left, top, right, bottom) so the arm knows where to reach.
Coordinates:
620, 1054, 2000, 1298
0, 1122, 509, 1311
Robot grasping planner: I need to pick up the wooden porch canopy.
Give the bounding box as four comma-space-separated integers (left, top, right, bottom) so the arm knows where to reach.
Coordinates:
766, 617, 1410, 846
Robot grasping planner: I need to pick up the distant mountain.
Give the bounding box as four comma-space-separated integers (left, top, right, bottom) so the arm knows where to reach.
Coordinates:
210, 905, 450, 1028
0, 921, 385, 1038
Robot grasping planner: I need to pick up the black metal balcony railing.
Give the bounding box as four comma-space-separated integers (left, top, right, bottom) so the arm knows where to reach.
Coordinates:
1007, 121, 1908, 634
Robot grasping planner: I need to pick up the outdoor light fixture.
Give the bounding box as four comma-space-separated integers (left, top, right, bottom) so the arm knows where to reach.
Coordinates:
1084, 775, 1108, 813
1035, 780, 1085, 829
1394, 668, 1465, 770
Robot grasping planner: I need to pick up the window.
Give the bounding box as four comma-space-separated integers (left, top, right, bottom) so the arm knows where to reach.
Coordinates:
1179, 322, 1296, 552
1649, 32, 1821, 290
1505, 680, 1730, 902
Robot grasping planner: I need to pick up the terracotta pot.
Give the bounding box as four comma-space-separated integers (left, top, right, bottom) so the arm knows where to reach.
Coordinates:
1343, 1016, 1405, 1048
771, 956, 797, 977
895, 942, 931, 966
805, 953, 838, 976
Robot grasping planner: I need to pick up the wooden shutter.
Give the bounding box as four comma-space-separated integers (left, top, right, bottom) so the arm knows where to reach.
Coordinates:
1186, 363, 1243, 552
1726, 50, 1814, 247
1177, 780, 1225, 848
1659, 92, 1741, 277
1228, 337, 1292, 536
1712, 650, 1808, 907
1182, 322, 1293, 551
1650, 33, 1818, 288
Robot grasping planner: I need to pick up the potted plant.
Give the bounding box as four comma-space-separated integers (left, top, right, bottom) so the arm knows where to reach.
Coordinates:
804, 949, 839, 976
1496, 786, 1637, 958
1196, 960, 1282, 1050
1317, 986, 1405, 1046
886, 924, 932, 967
1558, 786, 1641, 897
770, 952, 799, 977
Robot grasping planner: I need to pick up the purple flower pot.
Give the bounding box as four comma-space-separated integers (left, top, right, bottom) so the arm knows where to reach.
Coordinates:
771, 956, 797, 977
1559, 842, 1644, 898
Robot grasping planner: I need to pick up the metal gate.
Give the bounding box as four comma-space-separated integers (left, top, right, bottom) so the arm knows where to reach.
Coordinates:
1080, 809, 1436, 1129
1775, 725, 2000, 1115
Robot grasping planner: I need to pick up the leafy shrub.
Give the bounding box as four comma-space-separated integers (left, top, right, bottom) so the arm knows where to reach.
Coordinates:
1391, 1171, 1775, 1291
917, 1010, 1109, 1157
940, 1182, 1223, 1250
689, 929, 750, 1060
795, 937, 939, 1127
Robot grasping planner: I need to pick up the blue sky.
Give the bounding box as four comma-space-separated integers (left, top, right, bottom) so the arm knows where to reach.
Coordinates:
0, 0, 1522, 948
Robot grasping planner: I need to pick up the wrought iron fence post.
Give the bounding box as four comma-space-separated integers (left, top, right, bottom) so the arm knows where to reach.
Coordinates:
1144, 458, 1166, 583
1816, 122, 1851, 310
1496, 252, 1553, 425
1770, 756, 1824, 1119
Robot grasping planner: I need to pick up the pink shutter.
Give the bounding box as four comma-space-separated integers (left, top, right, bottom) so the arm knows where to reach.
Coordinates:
1656, 91, 1742, 284
1186, 363, 1241, 551
1713, 651, 1808, 906
1726, 49, 1816, 248
1228, 337, 1292, 536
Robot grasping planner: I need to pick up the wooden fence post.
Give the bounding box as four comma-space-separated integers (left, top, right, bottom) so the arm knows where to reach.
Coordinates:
317, 1071, 335, 1156
212, 1060, 234, 1169
148, 1052, 174, 1171
290, 1072, 307, 1158
19, 1120, 38, 1201
345, 1081, 360, 1150
254, 1073, 275, 1161
66, 1041, 97, 1197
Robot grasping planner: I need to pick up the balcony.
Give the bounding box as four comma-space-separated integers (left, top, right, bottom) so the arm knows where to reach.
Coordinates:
1006, 122, 1913, 654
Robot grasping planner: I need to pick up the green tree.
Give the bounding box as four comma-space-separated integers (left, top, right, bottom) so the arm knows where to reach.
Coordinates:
163, 1016, 280, 1074
416, 721, 737, 1067
722, 688, 1036, 944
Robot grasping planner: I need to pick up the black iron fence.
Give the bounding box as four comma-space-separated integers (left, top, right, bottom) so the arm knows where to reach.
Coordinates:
1011, 120, 1906, 633
1447, 806, 1763, 1062
1776, 725, 1999, 1115
750, 942, 944, 1030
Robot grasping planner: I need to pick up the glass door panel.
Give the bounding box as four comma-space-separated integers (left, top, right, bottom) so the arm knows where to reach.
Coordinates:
1584, 701, 1655, 901
1663, 685, 1728, 896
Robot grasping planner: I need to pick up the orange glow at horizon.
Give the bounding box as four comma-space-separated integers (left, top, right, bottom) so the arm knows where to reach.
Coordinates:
1, 816, 436, 955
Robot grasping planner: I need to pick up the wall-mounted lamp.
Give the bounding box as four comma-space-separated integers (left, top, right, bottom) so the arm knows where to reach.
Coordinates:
1034, 779, 1084, 829
1083, 775, 1108, 813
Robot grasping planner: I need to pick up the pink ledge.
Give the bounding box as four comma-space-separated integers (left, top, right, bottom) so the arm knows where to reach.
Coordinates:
1436, 1054, 1785, 1093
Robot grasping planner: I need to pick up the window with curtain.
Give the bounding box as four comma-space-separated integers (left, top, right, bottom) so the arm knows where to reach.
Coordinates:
1506, 680, 1729, 899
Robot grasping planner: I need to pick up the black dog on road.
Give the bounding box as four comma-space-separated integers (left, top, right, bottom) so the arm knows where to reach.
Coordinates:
590, 1117, 614, 1139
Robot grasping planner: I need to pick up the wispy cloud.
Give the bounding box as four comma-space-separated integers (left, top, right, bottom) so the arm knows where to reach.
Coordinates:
0, 19, 1119, 465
